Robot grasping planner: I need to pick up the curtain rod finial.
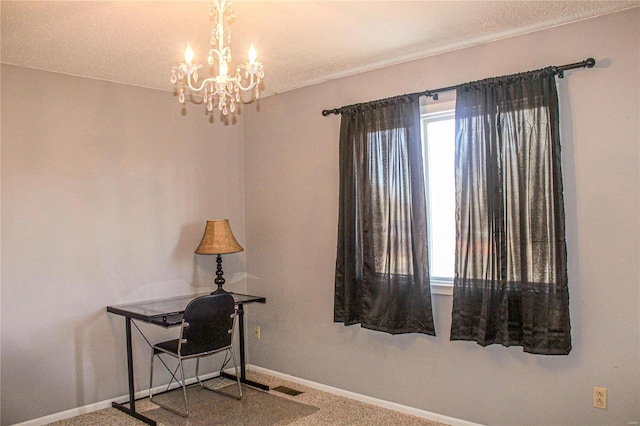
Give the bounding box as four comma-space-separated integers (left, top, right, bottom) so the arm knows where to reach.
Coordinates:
585, 58, 596, 68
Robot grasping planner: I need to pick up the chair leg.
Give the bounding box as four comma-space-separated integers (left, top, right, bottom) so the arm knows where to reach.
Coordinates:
149, 353, 189, 417
194, 358, 213, 390
179, 359, 189, 415
229, 347, 243, 399
198, 350, 243, 400
195, 358, 204, 387
149, 352, 155, 401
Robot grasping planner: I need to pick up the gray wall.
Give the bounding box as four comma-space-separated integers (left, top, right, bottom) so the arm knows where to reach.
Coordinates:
1, 66, 247, 424
243, 9, 640, 426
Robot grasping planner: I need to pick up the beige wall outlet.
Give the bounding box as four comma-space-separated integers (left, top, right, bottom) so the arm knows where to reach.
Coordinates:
593, 387, 607, 409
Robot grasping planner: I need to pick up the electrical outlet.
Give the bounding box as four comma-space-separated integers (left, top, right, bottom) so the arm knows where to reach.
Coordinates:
253, 325, 261, 340
593, 387, 607, 409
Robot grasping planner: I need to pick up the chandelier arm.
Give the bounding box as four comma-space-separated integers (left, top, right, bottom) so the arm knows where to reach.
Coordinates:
184, 75, 216, 93
234, 65, 262, 91
208, 48, 227, 59
234, 76, 258, 92
210, 47, 231, 59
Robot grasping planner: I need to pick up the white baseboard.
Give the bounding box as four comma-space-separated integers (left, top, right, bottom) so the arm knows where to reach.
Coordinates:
249, 365, 484, 426
15, 367, 482, 426
11, 372, 220, 426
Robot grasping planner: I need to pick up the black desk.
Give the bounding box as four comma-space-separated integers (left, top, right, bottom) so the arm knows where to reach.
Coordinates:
107, 292, 266, 425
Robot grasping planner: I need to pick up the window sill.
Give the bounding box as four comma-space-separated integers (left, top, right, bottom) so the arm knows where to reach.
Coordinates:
431, 279, 453, 296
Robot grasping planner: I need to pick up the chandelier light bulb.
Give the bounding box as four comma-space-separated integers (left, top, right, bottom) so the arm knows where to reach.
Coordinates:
184, 43, 194, 66
170, 0, 264, 116
248, 44, 257, 64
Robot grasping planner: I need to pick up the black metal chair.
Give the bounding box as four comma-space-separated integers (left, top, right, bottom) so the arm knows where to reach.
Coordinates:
149, 293, 242, 417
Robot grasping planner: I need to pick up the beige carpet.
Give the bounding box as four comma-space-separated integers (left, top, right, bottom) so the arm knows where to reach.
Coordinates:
145, 384, 318, 425
47, 370, 450, 425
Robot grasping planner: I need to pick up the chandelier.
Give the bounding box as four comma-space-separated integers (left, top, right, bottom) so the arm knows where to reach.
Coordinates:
170, 0, 264, 115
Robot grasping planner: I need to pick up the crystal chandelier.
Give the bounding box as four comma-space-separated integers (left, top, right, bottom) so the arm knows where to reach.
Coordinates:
170, 0, 264, 115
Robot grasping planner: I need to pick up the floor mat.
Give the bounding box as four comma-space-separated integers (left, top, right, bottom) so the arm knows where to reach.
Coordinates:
144, 384, 319, 425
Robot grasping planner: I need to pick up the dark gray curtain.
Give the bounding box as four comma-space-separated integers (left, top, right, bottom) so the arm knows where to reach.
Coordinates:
450, 68, 571, 354
334, 95, 435, 335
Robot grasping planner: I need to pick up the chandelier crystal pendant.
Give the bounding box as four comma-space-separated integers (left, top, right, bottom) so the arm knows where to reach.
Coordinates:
170, 0, 264, 115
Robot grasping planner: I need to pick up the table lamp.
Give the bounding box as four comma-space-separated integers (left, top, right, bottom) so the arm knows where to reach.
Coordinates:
195, 219, 244, 294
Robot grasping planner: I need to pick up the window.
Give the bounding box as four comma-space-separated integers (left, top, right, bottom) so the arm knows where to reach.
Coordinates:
421, 108, 455, 295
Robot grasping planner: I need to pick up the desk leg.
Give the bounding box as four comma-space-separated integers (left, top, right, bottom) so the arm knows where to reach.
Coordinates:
126, 317, 136, 411
238, 303, 247, 379
111, 317, 157, 426
221, 302, 269, 391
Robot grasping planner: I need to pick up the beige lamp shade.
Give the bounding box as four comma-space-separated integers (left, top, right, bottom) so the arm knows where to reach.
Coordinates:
195, 219, 244, 255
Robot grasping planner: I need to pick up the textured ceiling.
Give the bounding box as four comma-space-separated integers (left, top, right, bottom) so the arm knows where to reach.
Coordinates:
2, 1, 638, 97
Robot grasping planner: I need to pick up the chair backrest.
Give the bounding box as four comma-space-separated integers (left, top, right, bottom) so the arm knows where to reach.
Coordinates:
180, 293, 235, 356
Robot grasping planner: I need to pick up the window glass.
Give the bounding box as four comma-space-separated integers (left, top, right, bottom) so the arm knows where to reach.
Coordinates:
421, 109, 455, 292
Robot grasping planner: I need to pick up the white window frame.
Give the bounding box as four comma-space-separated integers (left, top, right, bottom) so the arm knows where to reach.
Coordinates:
420, 94, 456, 296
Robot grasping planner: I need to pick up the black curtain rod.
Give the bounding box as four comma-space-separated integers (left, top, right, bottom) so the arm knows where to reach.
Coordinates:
321, 57, 596, 116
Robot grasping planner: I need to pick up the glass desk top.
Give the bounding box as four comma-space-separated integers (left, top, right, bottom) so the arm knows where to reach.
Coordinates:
107, 292, 266, 327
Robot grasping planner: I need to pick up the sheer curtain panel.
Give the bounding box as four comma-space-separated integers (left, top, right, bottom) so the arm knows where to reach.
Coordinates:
450, 68, 571, 354
334, 96, 435, 335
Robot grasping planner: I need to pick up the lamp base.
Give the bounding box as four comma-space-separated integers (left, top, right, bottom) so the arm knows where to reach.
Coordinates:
211, 254, 228, 294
